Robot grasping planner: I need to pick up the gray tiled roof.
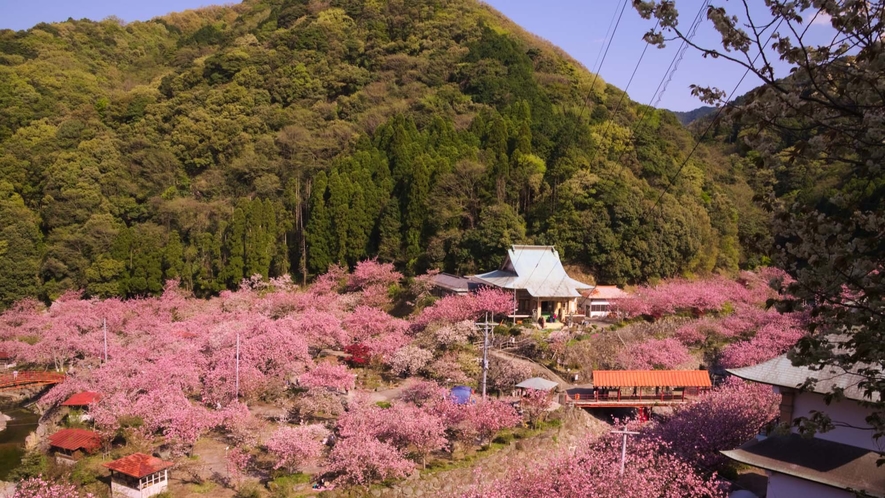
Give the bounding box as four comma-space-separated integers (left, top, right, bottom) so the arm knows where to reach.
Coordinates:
721, 434, 885, 497
515, 377, 558, 391
473, 245, 592, 298
726, 354, 880, 402
431, 273, 471, 292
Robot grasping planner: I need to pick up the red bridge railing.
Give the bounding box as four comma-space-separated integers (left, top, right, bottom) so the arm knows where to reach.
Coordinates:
0, 371, 66, 391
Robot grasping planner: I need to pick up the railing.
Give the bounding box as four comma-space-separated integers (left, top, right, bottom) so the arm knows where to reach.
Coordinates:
0, 371, 66, 391
567, 387, 709, 405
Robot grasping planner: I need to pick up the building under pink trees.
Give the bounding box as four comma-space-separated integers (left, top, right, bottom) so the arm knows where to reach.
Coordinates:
647, 377, 781, 471
518, 388, 552, 427
458, 433, 724, 498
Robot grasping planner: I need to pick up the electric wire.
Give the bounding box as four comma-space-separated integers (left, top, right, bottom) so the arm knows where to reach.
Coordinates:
645, 16, 787, 217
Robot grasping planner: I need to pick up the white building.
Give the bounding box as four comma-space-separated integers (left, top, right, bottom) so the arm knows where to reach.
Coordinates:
473, 245, 592, 321
722, 355, 884, 498
103, 453, 173, 498
579, 285, 628, 318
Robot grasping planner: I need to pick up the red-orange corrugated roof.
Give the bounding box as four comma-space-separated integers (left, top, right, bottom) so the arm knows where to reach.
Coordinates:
593, 370, 712, 388
61, 391, 102, 406
103, 453, 174, 478
48, 428, 101, 453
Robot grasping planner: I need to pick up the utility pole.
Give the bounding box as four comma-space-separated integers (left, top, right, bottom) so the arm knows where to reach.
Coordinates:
235, 333, 240, 400
103, 318, 108, 364
611, 429, 640, 475
475, 312, 494, 399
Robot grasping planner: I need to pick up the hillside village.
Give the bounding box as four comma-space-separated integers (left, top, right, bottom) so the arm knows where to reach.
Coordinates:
1, 0, 884, 497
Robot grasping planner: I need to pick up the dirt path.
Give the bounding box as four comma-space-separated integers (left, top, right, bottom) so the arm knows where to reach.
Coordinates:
320, 408, 609, 498
490, 349, 571, 388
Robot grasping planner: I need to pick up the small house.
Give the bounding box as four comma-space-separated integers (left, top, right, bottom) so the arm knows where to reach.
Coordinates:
473, 245, 592, 321
580, 285, 628, 318
48, 428, 100, 464
722, 354, 884, 498
103, 452, 174, 498
61, 391, 102, 422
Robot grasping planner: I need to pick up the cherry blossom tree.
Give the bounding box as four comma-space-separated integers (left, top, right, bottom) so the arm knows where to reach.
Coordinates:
290, 388, 344, 421
384, 403, 448, 468
388, 345, 433, 376
519, 388, 552, 428
226, 447, 252, 487
348, 258, 403, 292
414, 287, 512, 327
459, 434, 724, 498
616, 338, 691, 370
298, 363, 355, 393
488, 357, 532, 392
401, 380, 447, 407
265, 425, 329, 472
648, 377, 780, 471
326, 435, 415, 487
13, 477, 96, 498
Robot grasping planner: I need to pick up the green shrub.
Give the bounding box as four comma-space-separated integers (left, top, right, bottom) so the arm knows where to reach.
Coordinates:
8, 450, 47, 480
235, 483, 262, 498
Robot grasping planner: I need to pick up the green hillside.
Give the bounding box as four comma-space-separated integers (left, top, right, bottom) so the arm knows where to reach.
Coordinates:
0, 0, 766, 306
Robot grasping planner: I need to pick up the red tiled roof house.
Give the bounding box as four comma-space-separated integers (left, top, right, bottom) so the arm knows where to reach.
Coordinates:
61, 391, 102, 407
48, 428, 101, 464
103, 453, 173, 498
61, 391, 102, 423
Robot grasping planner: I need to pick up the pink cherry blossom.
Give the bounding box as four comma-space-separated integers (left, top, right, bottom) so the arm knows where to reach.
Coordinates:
298, 363, 355, 392
265, 425, 329, 472
13, 476, 96, 498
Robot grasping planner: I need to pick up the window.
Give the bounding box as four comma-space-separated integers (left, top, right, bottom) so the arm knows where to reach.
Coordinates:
590, 304, 609, 313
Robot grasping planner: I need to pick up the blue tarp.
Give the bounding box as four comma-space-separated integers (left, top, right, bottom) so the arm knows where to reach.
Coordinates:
450, 386, 472, 405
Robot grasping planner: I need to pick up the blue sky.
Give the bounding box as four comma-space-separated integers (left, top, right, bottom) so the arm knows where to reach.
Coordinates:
0, 1, 835, 111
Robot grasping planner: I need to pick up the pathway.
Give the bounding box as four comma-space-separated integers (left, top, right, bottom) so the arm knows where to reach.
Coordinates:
490, 350, 571, 388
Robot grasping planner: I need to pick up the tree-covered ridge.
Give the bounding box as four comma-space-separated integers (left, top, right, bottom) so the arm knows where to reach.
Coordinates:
0, 0, 763, 306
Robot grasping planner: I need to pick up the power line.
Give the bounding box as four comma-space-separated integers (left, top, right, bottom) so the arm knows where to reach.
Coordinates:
636, 0, 710, 126
645, 16, 786, 217
597, 19, 660, 154
573, 0, 629, 127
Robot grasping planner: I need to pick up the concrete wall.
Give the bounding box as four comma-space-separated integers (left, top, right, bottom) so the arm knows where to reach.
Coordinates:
767, 472, 854, 498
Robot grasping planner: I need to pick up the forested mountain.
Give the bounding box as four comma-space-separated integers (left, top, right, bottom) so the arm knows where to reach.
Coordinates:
0, 0, 767, 307
672, 106, 715, 126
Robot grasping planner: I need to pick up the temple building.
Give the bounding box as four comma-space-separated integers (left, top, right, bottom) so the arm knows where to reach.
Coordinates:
472, 245, 592, 320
